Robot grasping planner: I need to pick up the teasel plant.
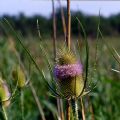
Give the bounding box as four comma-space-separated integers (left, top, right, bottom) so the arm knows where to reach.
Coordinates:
52, 0, 90, 119
0, 16, 97, 120
50, 0, 98, 119
12, 66, 26, 120
1, 18, 59, 120
0, 77, 11, 120
0, 0, 100, 119
53, 1, 100, 119
9, 37, 46, 120
0, 23, 47, 120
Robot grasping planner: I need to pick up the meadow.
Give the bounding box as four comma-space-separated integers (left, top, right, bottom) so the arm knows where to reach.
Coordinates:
0, 34, 120, 120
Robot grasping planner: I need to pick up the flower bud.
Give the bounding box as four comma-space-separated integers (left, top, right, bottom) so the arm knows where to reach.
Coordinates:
0, 78, 11, 107
12, 66, 26, 89
54, 50, 84, 99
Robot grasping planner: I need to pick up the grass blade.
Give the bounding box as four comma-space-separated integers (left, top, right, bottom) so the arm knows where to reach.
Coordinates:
76, 17, 89, 96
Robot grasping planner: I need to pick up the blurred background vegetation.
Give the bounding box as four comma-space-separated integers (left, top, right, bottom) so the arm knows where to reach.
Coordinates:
0, 5, 120, 120
1, 8, 120, 38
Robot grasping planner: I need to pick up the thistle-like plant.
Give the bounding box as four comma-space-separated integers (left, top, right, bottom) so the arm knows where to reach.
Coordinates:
0, 5, 100, 119
0, 18, 96, 120
0, 77, 11, 120
12, 66, 26, 89
54, 49, 84, 99
54, 49, 84, 120
12, 66, 27, 120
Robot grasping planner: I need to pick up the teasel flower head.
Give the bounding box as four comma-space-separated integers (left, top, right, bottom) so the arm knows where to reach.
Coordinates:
12, 66, 26, 89
0, 77, 11, 107
54, 50, 84, 99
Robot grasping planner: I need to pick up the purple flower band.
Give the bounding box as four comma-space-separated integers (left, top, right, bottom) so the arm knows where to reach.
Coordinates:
54, 62, 83, 79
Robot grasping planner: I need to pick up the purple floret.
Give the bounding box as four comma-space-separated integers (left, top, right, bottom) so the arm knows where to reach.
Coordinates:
54, 62, 83, 79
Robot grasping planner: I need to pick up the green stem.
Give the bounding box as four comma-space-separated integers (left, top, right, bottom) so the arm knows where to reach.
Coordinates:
2, 105, 8, 120
71, 99, 79, 120
20, 90, 24, 120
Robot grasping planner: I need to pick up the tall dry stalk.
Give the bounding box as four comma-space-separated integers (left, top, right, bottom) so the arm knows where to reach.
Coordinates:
29, 82, 46, 120
52, 0, 57, 60
58, 0, 66, 39
52, 1, 64, 120
80, 97, 86, 120
66, 0, 71, 51
66, 0, 71, 120
66, 99, 70, 120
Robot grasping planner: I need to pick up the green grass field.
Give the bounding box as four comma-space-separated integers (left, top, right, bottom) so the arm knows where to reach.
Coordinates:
0, 36, 120, 120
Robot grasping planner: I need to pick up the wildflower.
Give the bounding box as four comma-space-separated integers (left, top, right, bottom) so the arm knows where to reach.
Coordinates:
54, 50, 84, 99
54, 63, 82, 79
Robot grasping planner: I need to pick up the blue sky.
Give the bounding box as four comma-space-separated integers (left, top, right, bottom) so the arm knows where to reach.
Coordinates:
1, 0, 120, 17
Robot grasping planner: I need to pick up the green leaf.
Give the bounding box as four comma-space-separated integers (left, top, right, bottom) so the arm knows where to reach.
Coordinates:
1, 19, 60, 97
76, 17, 89, 97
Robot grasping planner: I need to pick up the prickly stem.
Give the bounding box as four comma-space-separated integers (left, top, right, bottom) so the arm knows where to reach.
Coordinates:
71, 98, 79, 120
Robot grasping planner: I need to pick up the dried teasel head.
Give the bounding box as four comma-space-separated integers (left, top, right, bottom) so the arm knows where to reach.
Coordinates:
0, 77, 11, 107
54, 50, 84, 99
12, 66, 26, 89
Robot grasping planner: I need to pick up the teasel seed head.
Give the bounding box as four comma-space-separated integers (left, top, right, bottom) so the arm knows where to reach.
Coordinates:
57, 49, 77, 65
12, 66, 26, 89
0, 77, 11, 107
54, 50, 84, 99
